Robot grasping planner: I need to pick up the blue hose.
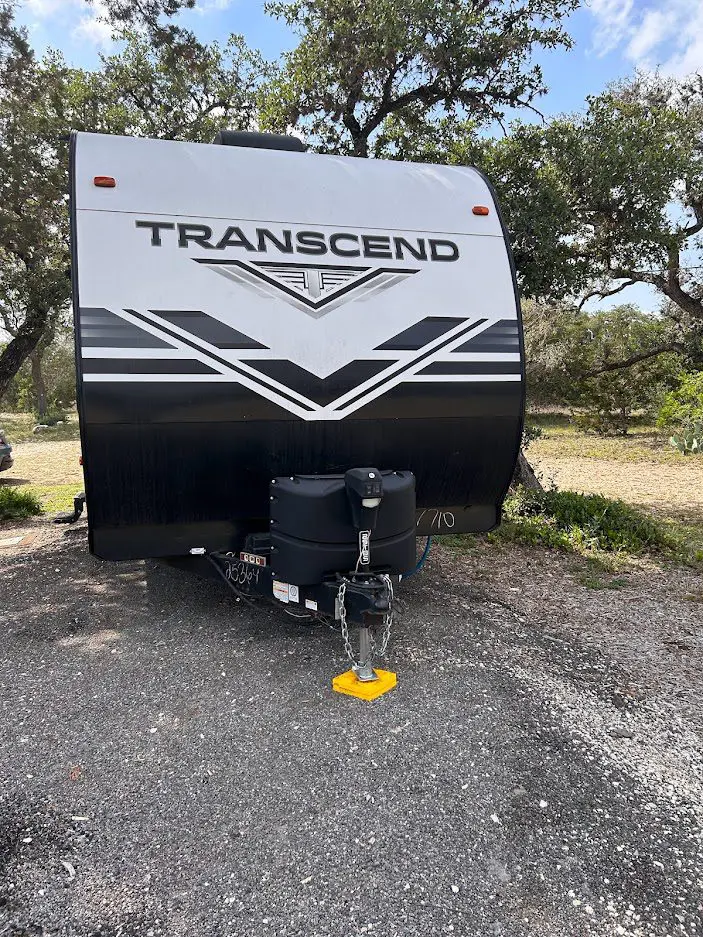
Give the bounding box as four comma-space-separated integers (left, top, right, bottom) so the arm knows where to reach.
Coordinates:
403, 536, 432, 578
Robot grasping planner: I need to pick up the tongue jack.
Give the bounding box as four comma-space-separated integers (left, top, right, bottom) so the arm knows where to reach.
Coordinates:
336, 468, 394, 689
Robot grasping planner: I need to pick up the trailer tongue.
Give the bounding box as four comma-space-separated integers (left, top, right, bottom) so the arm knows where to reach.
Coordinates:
69, 129, 524, 697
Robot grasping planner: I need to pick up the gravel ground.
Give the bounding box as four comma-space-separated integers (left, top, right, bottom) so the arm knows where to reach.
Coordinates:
0, 523, 702, 937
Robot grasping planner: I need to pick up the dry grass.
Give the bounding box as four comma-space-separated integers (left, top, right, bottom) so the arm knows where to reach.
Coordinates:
532, 431, 688, 465
529, 414, 703, 545
2, 439, 83, 487
0, 410, 80, 444
532, 456, 703, 525
530, 413, 688, 465
0, 434, 83, 515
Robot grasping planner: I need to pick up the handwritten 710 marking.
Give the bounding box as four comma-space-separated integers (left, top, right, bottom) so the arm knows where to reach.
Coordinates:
416, 509, 455, 531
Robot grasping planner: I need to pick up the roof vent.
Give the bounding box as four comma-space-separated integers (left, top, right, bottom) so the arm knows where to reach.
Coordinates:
212, 130, 306, 152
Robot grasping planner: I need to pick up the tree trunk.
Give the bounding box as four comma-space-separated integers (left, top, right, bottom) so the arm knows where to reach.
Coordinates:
30, 348, 48, 419
351, 133, 369, 158
0, 307, 48, 402
511, 450, 544, 491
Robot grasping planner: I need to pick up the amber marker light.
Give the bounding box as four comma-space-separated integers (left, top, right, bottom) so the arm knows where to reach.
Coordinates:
472, 205, 490, 216
93, 176, 116, 188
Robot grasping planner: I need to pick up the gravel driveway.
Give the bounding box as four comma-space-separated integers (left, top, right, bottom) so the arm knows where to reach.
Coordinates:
0, 523, 701, 937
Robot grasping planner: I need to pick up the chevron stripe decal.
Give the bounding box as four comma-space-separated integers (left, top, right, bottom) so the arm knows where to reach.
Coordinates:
79, 308, 522, 421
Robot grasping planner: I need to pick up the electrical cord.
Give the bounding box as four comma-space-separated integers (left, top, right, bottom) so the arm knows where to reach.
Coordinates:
205, 553, 262, 610
403, 536, 432, 578
207, 553, 328, 628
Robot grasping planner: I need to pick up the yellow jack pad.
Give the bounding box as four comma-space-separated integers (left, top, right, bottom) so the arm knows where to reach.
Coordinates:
332, 668, 397, 700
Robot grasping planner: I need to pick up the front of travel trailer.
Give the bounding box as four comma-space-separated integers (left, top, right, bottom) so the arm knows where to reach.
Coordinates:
69, 130, 524, 693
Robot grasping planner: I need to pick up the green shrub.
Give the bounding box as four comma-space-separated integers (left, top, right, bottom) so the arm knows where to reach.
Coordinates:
497, 488, 678, 556
37, 409, 69, 427
657, 371, 703, 428
521, 422, 543, 450
0, 486, 43, 521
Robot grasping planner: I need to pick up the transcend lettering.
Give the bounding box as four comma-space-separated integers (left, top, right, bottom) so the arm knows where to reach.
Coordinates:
135, 221, 460, 262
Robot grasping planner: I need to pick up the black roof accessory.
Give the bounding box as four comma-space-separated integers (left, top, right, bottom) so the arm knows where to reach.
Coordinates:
212, 130, 306, 152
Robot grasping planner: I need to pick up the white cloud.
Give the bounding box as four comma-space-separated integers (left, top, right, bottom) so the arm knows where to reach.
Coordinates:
20, 0, 114, 47
626, 8, 677, 61
21, 0, 229, 46
588, 0, 634, 55
73, 0, 114, 47
588, 0, 703, 76
23, 0, 78, 16
193, 0, 233, 13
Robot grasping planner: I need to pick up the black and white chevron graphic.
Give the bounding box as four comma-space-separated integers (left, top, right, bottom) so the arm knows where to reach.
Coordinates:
79, 308, 522, 420
195, 259, 419, 318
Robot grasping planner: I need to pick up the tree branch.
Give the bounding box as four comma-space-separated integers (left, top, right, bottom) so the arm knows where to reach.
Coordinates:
578, 279, 638, 309
583, 344, 681, 376
650, 242, 703, 321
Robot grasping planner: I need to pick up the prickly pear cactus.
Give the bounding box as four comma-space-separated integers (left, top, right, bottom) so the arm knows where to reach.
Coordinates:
670, 420, 703, 455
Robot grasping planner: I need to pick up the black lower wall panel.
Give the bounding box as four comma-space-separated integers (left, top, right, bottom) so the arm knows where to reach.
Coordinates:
80, 381, 522, 559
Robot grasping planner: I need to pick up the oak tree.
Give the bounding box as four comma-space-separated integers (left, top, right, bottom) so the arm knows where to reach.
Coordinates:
483, 75, 703, 365
261, 0, 578, 157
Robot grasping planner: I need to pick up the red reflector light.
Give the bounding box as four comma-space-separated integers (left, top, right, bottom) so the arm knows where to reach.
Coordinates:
93, 176, 116, 188
79, 456, 83, 466
472, 205, 490, 216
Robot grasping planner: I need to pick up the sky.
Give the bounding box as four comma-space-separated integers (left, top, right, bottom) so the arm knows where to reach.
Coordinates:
14, 0, 703, 312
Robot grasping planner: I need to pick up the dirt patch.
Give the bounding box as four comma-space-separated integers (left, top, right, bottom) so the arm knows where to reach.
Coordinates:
533, 455, 703, 524
2, 440, 83, 488
0, 516, 69, 554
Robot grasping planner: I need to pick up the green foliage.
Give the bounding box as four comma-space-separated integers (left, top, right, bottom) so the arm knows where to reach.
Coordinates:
262, 0, 578, 157
524, 303, 681, 430
477, 75, 703, 346
522, 300, 587, 407
0, 485, 42, 520
99, 31, 267, 142
480, 126, 591, 301
4, 333, 76, 414
657, 371, 703, 427
497, 488, 679, 557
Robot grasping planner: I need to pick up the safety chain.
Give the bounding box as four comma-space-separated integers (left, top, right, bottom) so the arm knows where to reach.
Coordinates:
377, 573, 394, 657
336, 575, 394, 669
336, 580, 357, 667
